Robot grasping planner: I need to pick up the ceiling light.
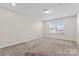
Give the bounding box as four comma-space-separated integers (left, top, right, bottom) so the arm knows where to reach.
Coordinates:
65, 14, 68, 16
12, 3, 16, 6
43, 9, 52, 14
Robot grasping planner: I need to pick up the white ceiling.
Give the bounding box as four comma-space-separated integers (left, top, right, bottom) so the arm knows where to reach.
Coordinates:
0, 3, 79, 21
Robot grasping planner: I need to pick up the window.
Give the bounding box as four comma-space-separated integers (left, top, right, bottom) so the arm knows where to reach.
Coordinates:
48, 22, 64, 34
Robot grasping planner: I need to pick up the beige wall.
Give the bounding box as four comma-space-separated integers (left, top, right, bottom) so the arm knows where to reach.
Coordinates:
43, 16, 76, 41
0, 8, 43, 48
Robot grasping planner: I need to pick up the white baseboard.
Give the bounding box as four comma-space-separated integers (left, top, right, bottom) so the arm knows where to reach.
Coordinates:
45, 37, 76, 41
0, 36, 42, 48
0, 36, 76, 48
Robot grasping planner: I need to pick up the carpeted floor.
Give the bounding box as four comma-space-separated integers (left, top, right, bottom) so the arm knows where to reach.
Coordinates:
0, 37, 79, 56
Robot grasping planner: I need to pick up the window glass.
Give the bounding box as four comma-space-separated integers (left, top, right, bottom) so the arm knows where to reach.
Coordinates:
48, 22, 64, 34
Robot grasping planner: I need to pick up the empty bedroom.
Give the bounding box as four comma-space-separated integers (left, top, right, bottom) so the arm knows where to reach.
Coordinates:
0, 3, 79, 56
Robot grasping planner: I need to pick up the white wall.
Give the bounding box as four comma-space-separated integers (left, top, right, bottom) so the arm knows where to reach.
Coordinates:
43, 16, 76, 41
0, 8, 43, 48
0, 7, 77, 48
77, 13, 79, 44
